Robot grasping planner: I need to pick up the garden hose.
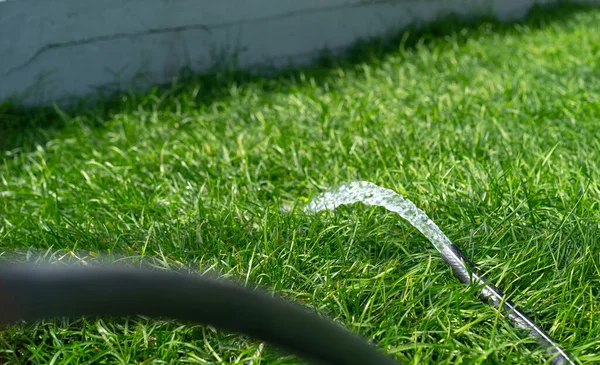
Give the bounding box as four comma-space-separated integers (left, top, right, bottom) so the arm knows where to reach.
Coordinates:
441, 243, 576, 365
0, 264, 399, 365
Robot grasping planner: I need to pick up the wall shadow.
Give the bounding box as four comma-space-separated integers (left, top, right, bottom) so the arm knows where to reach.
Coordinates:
0, 1, 595, 152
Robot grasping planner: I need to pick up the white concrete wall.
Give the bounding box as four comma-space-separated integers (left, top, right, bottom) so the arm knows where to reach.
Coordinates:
0, 0, 587, 106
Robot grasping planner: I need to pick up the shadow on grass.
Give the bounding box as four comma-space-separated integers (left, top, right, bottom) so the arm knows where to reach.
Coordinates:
0, 1, 596, 152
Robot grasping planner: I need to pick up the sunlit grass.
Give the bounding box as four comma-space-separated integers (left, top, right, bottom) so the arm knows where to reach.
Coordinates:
1, 3, 600, 364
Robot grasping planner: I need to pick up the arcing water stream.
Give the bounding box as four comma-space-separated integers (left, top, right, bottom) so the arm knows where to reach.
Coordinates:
305, 181, 575, 365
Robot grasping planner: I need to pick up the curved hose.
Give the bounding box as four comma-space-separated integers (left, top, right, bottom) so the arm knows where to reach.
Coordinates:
0, 264, 399, 365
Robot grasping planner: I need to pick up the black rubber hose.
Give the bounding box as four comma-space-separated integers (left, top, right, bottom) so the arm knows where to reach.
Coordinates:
0, 264, 399, 365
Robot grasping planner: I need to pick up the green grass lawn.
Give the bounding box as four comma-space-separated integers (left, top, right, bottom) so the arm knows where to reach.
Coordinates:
1, 3, 600, 364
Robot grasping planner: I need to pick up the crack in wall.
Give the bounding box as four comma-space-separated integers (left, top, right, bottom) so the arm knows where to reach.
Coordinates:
3, 0, 410, 77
